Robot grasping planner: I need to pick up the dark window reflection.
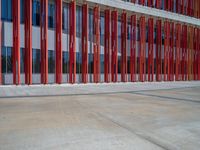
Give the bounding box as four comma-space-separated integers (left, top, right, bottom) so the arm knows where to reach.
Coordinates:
32, 49, 40, 73
1, 0, 12, 21
48, 50, 55, 73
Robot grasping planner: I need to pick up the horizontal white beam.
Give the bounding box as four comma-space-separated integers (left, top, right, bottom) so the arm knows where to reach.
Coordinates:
86, 0, 200, 27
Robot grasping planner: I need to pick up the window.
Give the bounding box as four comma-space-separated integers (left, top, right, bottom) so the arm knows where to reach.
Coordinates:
63, 51, 69, 73
48, 50, 55, 73
76, 6, 82, 37
20, 0, 24, 23
1, 47, 6, 73
63, 3, 69, 32
100, 54, 104, 74
76, 52, 82, 74
32, 0, 40, 26
20, 48, 24, 73
48, 2, 55, 29
32, 49, 40, 73
100, 12, 104, 46
7, 47, 12, 73
1, 0, 12, 21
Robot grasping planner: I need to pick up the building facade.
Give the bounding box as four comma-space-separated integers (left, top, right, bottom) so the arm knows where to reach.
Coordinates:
0, 0, 200, 85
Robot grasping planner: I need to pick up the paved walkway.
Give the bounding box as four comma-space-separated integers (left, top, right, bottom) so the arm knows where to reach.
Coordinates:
0, 82, 200, 150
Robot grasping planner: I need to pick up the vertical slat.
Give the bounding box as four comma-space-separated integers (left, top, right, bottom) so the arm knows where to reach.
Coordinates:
170, 22, 174, 81
69, 1, 76, 84
175, 23, 181, 81
131, 0, 136, 3
164, 21, 170, 81
24, 0, 32, 85
198, 28, 200, 80
111, 10, 118, 82
121, 11, 127, 82
182, 25, 187, 81
55, 0, 62, 84
148, 18, 154, 82
93, 6, 100, 83
156, 20, 162, 81
181, 0, 184, 14
140, 0, 145, 5
176, 0, 180, 13
130, 15, 136, 82
188, 26, 194, 80
104, 9, 111, 83
82, 4, 88, 83
193, 28, 198, 80
156, 0, 161, 9
40, 0, 48, 84
13, 0, 21, 85
139, 16, 146, 82
0, 0, 2, 84
171, 0, 174, 12
148, 0, 152, 7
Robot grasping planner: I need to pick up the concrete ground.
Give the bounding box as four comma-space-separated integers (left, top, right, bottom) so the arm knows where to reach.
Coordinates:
0, 81, 200, 150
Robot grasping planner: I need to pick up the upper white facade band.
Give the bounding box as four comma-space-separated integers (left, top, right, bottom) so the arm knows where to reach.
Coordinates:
86, 0, 200, 27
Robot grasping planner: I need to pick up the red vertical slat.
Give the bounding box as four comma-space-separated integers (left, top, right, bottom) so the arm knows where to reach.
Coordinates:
93, 6, 100, 83
69, 1, 76, 84
82, 4, 88, 83
0, 0, 2, 84
148, 0, 153, 7
188, 0, 191, 16
139, 16, 146, 82
55, 0, 62, 84
111, 10, 118, 82
148, 18, 154, 82
176, 0, 180, 13
121, 11, 127, 82
171, 0, 174, 12
130, 15, 136, 82
193, 28, 198, 80
164, 21, 170, 81
13, 0, 21, 85
140, 0, 145, 5
175, 24, 181, 81
156, 0, 161, 9
40, 0, 48, 84
192, 0, 194, 17
24, 0, 32, 85
156, 20, 162, 81
181, 0, 184, 14
131, 0, 136, 3
198, 28, 200, 80
170, 22, 174, 81
188, 26, 194, 80
182, 25, 187, 81
104, 9, 111, 83
167, 22, 171, 81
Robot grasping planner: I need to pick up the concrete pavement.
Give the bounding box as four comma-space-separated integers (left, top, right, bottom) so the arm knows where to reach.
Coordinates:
0, 82, 200, 150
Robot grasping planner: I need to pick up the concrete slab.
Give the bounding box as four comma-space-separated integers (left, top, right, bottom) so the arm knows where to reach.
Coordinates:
0, 82, 200, 150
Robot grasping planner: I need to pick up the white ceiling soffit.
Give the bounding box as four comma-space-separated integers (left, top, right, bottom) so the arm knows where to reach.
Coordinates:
86, 0, 200, 27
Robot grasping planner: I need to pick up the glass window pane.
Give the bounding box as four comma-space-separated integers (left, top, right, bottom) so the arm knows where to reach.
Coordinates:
7, 0, 12, 21
48, 50, 55, 73
1, 0, 7, 20
7, 47, 12, 73
32, 49, 41, 73
20, 48, 24, 73
1, 47, 7, 73
20, 0, 24, 23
